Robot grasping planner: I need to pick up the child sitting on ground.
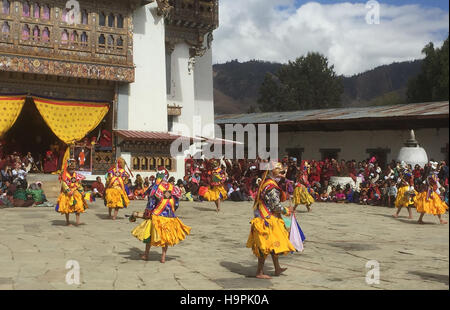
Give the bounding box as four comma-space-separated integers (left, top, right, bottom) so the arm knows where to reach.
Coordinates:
329, 186, 337, 202
134, 184, 146, 200
359, 183, 369, 205
319, 189, 329, 202
336, 185, 346, 203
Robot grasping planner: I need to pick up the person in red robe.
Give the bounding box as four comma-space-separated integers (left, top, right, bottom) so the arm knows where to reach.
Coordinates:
98, 129, 112, 147
43, 150, 58, 173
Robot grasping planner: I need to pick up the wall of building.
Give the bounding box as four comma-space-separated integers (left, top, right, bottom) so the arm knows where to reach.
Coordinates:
279, 128, 449, 163
194, 44, 215, 136
117, 2, 167, 132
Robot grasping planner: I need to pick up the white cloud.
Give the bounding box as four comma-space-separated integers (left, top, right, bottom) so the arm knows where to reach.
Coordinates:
212, 1, 449, 76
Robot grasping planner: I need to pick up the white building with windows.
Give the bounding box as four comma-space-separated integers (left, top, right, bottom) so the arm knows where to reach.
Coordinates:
0, 0, 219, 182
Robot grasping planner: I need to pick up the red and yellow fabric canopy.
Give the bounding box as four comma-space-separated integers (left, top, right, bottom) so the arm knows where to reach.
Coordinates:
33, 96, 110, 144
0, 94, 26, 138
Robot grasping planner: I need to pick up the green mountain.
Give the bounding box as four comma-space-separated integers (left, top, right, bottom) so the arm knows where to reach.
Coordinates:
213, 59, 423, 114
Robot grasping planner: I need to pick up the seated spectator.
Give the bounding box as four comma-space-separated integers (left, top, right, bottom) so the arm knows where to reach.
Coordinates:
27, 182, 45, 205
229, 183, 245, 202
336, 185, 346, 203
319, 189, 329, 202
329, 186, 337, 202
134, 184, 146, 200
43, 150, 58, 173
91, 176, 105, 198
125, 179, 134, 200
359, 183, 369, 205
344, 184, 354, 203
177, 180, 187, 201
12, 183, 34, 207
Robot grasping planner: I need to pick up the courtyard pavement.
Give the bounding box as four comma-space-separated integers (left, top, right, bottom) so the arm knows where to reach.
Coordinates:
0, 198, 448, 290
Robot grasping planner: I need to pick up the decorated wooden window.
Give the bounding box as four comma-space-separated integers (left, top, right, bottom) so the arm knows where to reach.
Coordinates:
80, 31, 88, 44
156, 157, 164, 168
22, 24, 30, 40
2, 0, 10, 15
61, 29, 69, 44
61, 7, 67, 21
132, 157, 140, 170
42, 27, 50, 42
117, 15, 124, 28
117, 36, 123, 49
107, 34, 114, 47
140, 157, 148, 171
147, 157, 154, 171
1, 21, 10, 37
164, 158, 172, 171
32, 25, 40, 41
22, 2, 31, 17
42, 5, 50, 20
81, 10, 88, 25
33, 3, 40, 18
98, 34, 105, 46
99, 12, 105, 26
70, 30, 78, 43
108, 13, 114, 27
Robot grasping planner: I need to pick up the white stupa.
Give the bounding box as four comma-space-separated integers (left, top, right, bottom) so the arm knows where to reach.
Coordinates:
396, 130, 428, 168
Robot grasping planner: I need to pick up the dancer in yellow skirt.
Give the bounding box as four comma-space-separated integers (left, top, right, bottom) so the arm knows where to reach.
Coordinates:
393, 176, 417, 219
202, 160, 228, 212
293, 177, 314, 212
247, 162, 295, 279
415, 165, 448, 224
130, 167, 191, 262
55, 159, 88, 226
105, 157, 130, 220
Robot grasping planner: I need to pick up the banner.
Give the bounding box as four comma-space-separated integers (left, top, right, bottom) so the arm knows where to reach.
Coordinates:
33, 96, 110, 144
0, 94, 26, 138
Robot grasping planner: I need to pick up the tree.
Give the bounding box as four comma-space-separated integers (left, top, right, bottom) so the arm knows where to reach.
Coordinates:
257, 52, 343, 112
407, 35, 449, 103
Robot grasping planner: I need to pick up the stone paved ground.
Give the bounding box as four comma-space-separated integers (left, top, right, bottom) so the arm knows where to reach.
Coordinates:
0, 199, 448, 290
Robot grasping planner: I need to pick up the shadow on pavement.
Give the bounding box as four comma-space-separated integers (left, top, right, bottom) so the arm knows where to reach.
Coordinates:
220, 261, 268, 277
50, 220, 86, 226
408, 271, 449, 285
94, 213, 126, 220
216, 261, 274, 289
118, 247, 178, 262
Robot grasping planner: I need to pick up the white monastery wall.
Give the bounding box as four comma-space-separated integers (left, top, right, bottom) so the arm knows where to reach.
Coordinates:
279, 128, 449, 162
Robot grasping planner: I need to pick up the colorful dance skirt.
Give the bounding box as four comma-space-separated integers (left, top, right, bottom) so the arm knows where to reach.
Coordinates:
56, 191, 87, 214
293, 186, 315, 206
131, 215, 191, 247
105, 187, 130, 209
414, 192, 448, 215
203, 185, 227, 201
246, 216, 296, 258
395, 186, 417, 208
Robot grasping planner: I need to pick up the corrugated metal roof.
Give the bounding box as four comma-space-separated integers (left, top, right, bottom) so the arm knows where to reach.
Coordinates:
215, 101, 449, 125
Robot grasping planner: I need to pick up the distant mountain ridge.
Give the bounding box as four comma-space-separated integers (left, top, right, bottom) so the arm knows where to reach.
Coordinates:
213, 59, 423, 115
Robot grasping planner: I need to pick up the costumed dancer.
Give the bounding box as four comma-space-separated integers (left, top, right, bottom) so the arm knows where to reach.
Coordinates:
393, 175, 417, 219
105, 157, 130, 220
55, 159, 88, 226
202, 160, 228, 212
130, 167, 191, 262
414, 162, 448, 224
247, 162, 295, 279
293, 175, 315, 212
